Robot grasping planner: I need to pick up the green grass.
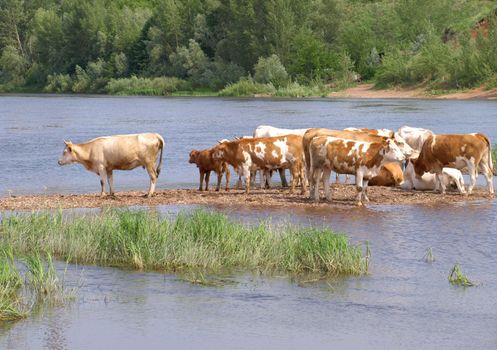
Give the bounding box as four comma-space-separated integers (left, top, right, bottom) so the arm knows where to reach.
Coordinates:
0, 249, 73, 320
105, 76, 191, 96
448, 263, 477, 287
0, 210, 368, 278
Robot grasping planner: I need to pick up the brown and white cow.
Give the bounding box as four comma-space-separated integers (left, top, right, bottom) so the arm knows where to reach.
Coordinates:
344, 127, 394, 138
309, 137, 405, 205
212, 135, 304, 194
58, 133, 164, 197
412, 133, 493, 195
189, 148, 230, 191
397, 126, 434, 152
368, 163, 404, 187
303, 128, 413, 190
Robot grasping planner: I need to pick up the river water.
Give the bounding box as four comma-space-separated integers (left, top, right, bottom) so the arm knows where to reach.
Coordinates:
1, 95, 496, 349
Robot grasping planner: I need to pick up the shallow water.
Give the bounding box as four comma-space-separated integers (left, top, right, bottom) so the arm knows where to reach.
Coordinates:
1, 202, 496, 350
1, 95, 496, 195
1, 96, 497, 349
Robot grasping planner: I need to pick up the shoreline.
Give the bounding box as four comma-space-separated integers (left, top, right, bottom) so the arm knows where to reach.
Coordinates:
0, 186, 493, 211
2, 84, 497, 101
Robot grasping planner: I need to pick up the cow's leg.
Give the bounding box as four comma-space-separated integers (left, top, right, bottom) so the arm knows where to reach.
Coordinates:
243, 166, 251, 194
455, 175, 466, 194
479, 161, 494, 195
300, 165, 307, 195
312, 168, 323, 201
355, 172, 364, 205
436, 173, 446, 194
145, 163, 157, 197
107, 170, 114, 196
279, 169, 288, 187
215, 170, 222, 191
265, 170, 272, 189
98, 167, 107, 197
198, 171, 205, 191
467, 163, 476, 194
363, 179, 370, 202
322, 168, 332, 201
224, 166, 231, 191
345, 174, 352, 184
335, 172, 340, 184
204, 170, 211, 191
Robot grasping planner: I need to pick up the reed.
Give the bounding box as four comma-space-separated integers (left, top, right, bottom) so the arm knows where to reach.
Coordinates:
0, 210, 368, 277
448, 263, 477, 287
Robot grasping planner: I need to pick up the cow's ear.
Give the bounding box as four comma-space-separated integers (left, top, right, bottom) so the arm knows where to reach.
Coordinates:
64, 140, 72, 145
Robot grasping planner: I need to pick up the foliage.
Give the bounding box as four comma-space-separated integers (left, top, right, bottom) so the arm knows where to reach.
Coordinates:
0, 0, 497, 93
218, 77, 276, 97
254, 54, 289, 87
105, 76, 190, 95
0, 210, 369, 277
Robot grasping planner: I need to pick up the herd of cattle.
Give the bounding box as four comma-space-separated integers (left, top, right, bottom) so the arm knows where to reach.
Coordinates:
58, 125, 494, 205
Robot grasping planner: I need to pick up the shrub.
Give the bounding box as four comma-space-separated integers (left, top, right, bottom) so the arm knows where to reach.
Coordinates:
254, 54, 289, 87
375, 50, 413, 87
218, 77, 276, 96
44, 73, 73, 93
105, 76, 190, 95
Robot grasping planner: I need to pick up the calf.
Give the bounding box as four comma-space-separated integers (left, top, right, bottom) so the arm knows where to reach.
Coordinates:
369, 163, 404, 187
58, 133, 164, 197
309, 137, 405, 205
212, 135, 304, 194
401, 160, 465, 194
189, 148, 230, 191
413, 133, 493, 194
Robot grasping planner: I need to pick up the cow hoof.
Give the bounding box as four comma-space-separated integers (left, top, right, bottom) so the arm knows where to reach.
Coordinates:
356, 201, 363, 207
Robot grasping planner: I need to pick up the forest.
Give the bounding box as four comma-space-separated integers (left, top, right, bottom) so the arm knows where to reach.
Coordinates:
1, 0, 497, 96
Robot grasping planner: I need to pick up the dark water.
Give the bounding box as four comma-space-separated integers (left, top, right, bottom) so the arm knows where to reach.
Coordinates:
1, 96, 497, 349
1, 95, 497, 195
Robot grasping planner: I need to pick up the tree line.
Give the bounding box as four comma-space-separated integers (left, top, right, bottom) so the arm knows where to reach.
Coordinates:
1, 0, 496, 95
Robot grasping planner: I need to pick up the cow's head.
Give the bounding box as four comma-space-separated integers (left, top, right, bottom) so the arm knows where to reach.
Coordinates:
381, 139, 405, 163
58, 140, 77, 166
393, 133, 414, 157
189, 150, 200, 164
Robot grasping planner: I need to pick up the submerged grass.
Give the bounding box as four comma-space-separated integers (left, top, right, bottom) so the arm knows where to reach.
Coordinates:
448, 263, 477, 287
0, 210, 368, 278
0, 249, 73, 320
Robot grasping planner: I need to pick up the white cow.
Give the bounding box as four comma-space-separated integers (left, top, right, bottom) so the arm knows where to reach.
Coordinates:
253, 125, 309, 187
397, 126, 434, 152
401, 160, 466, 194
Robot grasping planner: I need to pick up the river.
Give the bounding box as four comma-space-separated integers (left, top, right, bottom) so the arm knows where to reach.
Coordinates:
0, 95, 496, 349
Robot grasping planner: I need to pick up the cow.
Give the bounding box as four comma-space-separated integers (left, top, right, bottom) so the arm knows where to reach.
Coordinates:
344, 127, 394, 138
412, 133, 493, 195
253, 125, 309, 187
401, 159, 466, 194
368, 163, 404, 187
212, 135, 305, 194
189, 148, 231, 191
309, 137, 405, 205
397, 126, 434, 151
58, 133, 164, 197
303, 128, 413, 191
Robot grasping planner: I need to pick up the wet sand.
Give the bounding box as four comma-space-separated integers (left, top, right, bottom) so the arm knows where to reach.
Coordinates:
0, 185, 493, 211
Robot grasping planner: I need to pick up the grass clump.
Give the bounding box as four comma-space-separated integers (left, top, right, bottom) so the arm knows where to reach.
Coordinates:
0, 210, 368, 278
448, 263, 477, 287
0, 249, 73, 320
218, 77, 276, 97
424, 247, 436, 263
105, 76, 191, 96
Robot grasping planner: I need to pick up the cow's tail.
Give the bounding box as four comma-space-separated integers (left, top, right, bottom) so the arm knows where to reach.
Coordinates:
156, 134, 165, 177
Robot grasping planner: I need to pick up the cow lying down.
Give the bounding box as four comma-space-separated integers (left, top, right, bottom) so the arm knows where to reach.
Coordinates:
58, 133, 164, 197
401, 160, 466, 194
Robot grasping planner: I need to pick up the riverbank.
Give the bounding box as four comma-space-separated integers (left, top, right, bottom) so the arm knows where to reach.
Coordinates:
329, 83, 497, 100
0, 186, 493, 211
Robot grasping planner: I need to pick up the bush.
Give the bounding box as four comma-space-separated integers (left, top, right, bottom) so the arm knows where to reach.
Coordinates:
254, 54, 289, 87
375, 50, 413, 87
44, 74, 73, 93
273, 81, 330, 98
0, 46, 27, 85
218, 77, 276, 96
105, 76, 190, 95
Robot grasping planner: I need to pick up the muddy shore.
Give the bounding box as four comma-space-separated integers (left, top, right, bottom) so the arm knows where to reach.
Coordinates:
0, 185, 494, 211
